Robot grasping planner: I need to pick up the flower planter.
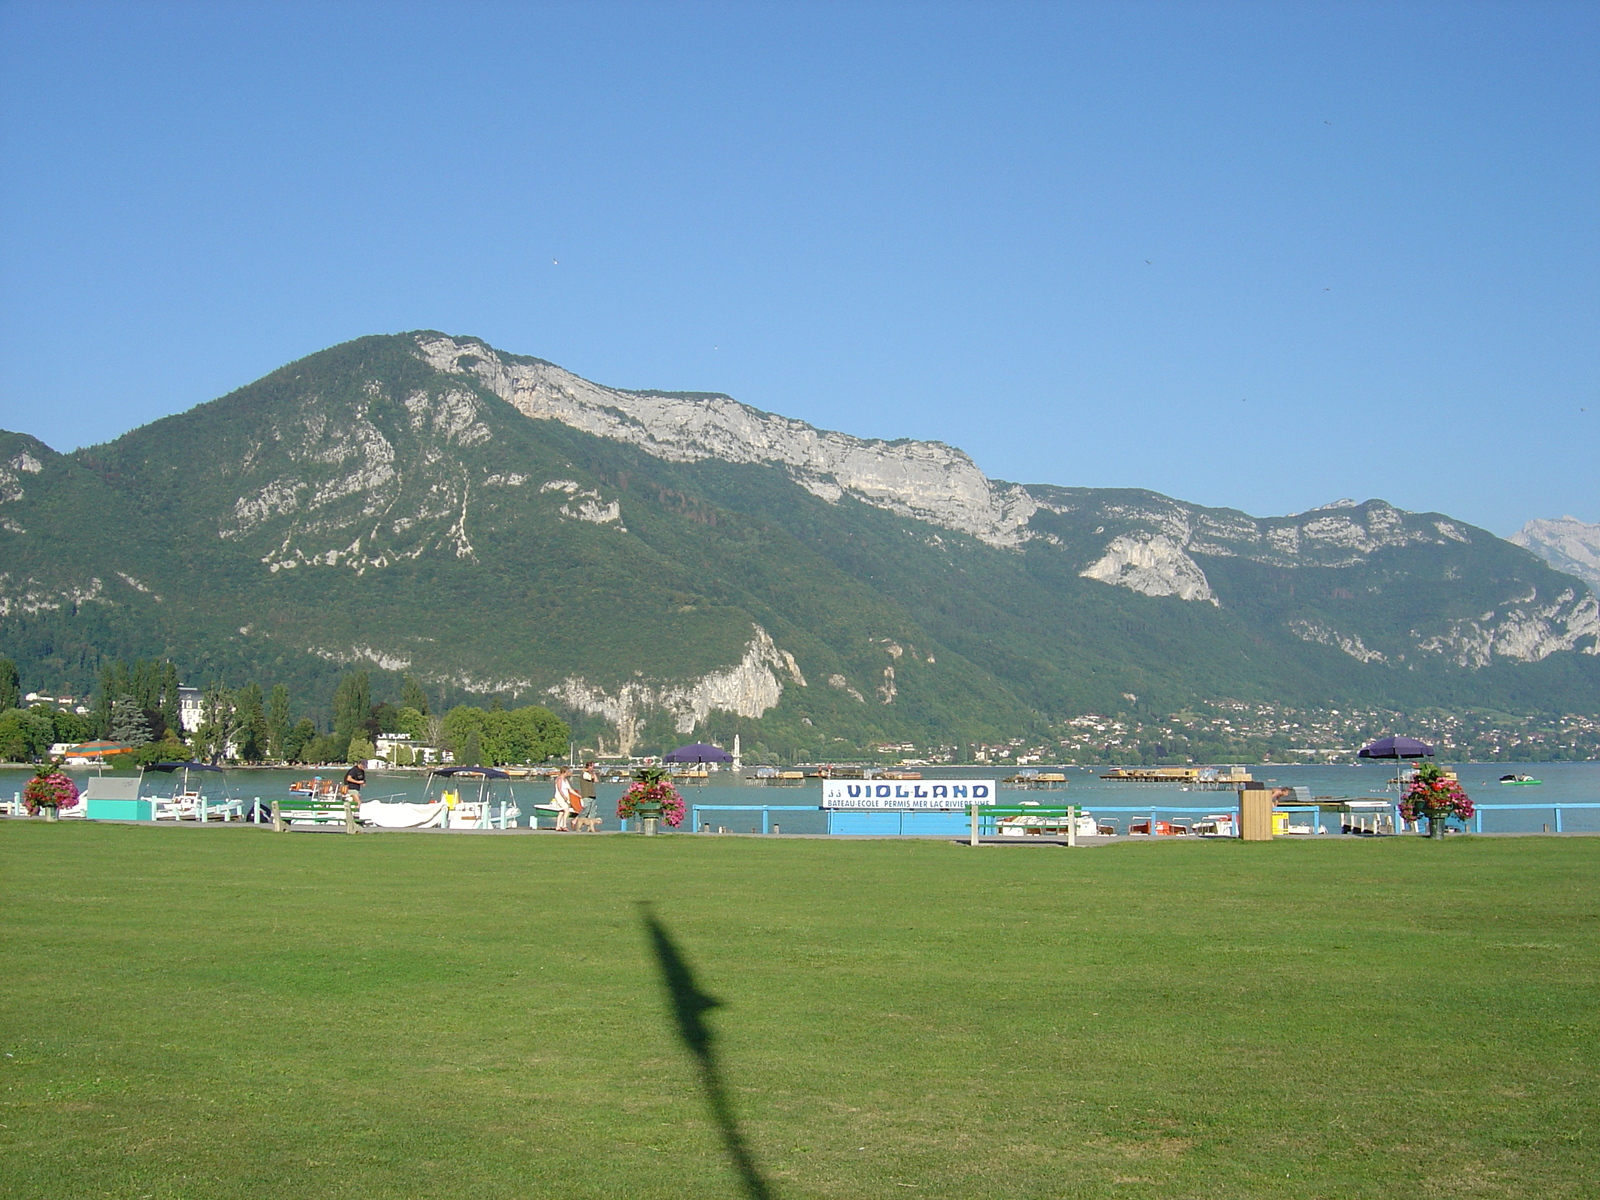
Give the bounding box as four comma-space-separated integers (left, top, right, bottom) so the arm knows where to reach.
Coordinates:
1399, 764, 1473, 839
616, 767, 685, 833
24, 768, 80, 822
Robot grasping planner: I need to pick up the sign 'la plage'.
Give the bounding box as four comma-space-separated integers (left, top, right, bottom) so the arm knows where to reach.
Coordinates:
822, 780, 997, 810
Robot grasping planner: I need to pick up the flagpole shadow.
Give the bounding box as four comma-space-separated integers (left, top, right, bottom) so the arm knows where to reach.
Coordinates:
640, 904, 774, 1200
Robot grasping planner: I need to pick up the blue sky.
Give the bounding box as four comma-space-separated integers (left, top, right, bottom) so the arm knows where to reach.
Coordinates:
1, 0, 1594, 535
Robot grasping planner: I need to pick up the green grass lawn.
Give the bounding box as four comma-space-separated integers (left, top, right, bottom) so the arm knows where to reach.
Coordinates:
2, 825, 1596, 1199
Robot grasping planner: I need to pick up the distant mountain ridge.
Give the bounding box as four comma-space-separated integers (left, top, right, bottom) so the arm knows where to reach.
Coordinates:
1, 331, 1596, 754
415, 333, 1039, 547
1512, 517, 1600, 593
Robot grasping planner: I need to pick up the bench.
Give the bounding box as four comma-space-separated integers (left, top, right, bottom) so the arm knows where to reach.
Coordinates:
271, 796, 359, 834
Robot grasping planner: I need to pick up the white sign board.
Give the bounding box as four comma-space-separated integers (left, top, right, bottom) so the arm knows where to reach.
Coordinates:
822, 779, 997, 809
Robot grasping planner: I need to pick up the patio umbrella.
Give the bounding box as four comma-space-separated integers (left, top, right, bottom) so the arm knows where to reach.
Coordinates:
1357, 736, 1434, 759
72, 740, 135, 756
1359, 736, 1435, 826
662, 742, 734, 763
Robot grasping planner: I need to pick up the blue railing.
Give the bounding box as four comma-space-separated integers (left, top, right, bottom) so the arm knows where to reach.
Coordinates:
1471, 803, 1600, 834
981, 803, 1241, 836
690, 804, 818, 833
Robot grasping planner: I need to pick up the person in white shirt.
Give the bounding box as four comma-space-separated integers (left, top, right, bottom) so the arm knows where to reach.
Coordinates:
552, 767, 579, 831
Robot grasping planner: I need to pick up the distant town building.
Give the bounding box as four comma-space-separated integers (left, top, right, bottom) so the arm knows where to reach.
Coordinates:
24, 693, 90, 715
375, 732, 443, 764
178, 687, 204, 734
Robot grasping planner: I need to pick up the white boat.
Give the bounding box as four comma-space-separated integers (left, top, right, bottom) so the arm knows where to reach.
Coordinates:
997, 812, 1099, 837
358, 766, 521, 830
140, 760, 243, 821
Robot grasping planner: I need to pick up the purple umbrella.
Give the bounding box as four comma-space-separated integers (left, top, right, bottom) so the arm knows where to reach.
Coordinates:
663, 742, 734, 763
1358, 736, 1435, 759
1360, 736, 1436, 830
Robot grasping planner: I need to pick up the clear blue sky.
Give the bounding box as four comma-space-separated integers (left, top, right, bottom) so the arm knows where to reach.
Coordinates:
1, 1, 1594, 536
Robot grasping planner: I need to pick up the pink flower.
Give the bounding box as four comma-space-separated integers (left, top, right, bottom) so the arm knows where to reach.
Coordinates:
23, 772, 80, 814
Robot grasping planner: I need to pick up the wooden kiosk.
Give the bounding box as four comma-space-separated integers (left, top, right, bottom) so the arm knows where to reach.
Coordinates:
1239, 787, 1276, 842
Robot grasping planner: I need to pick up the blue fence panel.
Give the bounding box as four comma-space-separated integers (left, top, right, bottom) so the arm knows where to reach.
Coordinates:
690, 804, 817, 833
1471, 803, 1600, 834
827, 811, 904, 836
900, 811, 972, 836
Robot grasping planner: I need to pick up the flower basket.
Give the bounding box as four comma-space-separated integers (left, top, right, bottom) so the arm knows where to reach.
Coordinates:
1398, 763, 1473, 836
24, 765, 80, 819
617, 767, 685, 834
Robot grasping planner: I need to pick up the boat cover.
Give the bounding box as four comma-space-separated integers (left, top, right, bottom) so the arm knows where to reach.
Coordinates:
360, 800, 448, 829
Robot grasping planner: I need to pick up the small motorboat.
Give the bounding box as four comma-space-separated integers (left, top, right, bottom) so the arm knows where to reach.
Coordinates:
1499, 774, 1543, 785
140, 760, 242, 821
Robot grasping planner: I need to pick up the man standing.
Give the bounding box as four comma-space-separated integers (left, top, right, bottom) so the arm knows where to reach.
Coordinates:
577, 760, 598, 816
342, 760, 367, 800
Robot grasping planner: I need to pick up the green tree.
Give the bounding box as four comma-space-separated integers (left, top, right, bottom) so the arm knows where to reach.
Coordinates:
440, 703, 570, 766
371, 701, 401, 734
132, 659, 160, 711
0, 657, 19, 711
332, 671, 371, 741
305, 732, 348, 764
0, 708, 55, 761
108, 696, 153, 746
347, 735, 376, 765
401, 675, 430, 716
267, 684, 291, 759
233, 683, 268, 763
50, 709, 92, 745
395, 706, 428, 741
0, 711, 31, 761
282, 717, 316, 763
441, 705, 485, 756
159, 661, 181, 740
492, 705, 569, 764
192, 683, 236, 763
91, 663, 117, 738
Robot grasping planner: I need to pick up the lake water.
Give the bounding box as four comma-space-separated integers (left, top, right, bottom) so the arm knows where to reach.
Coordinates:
4, 761, 1596, 835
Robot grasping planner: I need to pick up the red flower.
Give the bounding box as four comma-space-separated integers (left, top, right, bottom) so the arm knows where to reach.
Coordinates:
617, 777, 686, 827
23, 771, 80, 814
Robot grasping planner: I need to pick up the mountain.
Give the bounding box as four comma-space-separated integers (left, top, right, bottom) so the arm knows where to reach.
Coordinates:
2, 331, 1597, 756
1511, 517, 1600, 594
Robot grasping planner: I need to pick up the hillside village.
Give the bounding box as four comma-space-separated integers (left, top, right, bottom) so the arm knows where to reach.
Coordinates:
891, 702, 1600, 766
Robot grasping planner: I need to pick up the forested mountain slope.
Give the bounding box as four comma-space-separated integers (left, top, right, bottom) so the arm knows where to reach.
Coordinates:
1, 332, 1595, 754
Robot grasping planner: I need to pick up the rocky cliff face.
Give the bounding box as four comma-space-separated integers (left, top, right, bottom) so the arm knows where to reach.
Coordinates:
1512, 517, 1600, 592
1414, 587, 1600, 668
547, 626, 807, 754
0, 437, 48, 533
409, 333, 1599, 678
415, 333, 1039, 547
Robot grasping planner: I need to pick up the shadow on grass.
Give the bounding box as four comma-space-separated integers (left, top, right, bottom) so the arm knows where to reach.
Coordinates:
640, 904, 774, 1200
